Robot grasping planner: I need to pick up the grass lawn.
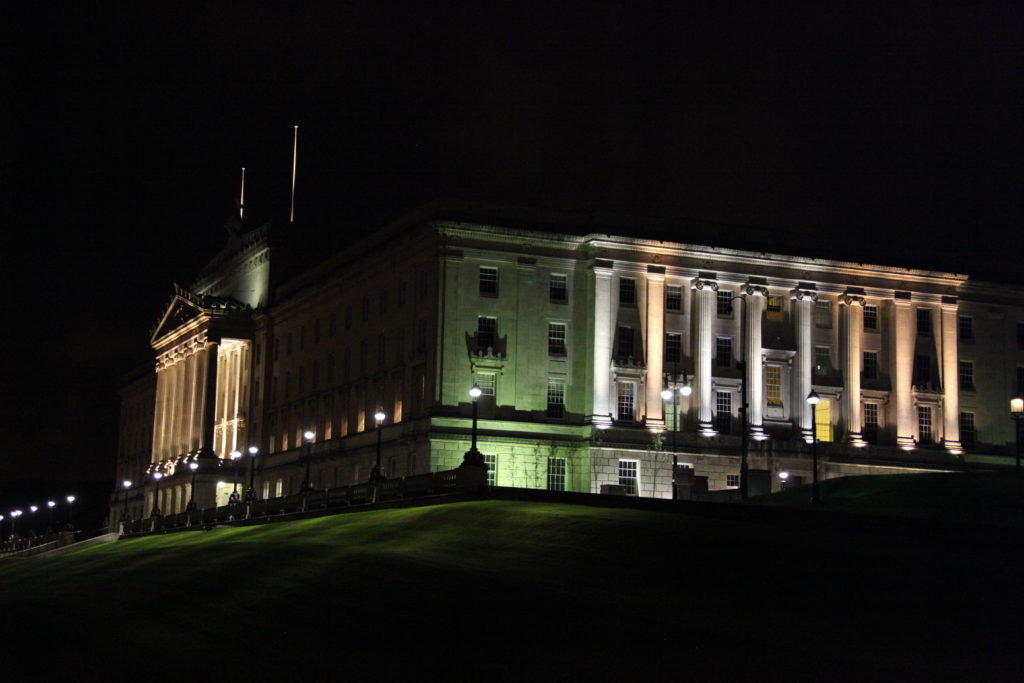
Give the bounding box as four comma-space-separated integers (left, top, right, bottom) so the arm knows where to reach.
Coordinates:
2, 493, 1022, 681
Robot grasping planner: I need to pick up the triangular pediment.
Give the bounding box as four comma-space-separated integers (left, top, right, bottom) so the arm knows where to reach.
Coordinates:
150, 286, 207, 344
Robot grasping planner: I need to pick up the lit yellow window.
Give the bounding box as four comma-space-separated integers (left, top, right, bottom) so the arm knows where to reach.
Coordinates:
766, 295, 784, 320
815, 398, 833, 442
766, 366, 782, 406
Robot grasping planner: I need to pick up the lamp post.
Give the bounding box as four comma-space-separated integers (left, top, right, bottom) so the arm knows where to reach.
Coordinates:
10, 510, 22, 540
47, 500, 55, 531
229, 451, 242, 503
185, 462, 199, 512
245, 446, 258, 502
370, 411, 387, 480
462, 384, 486, 467
300, 431, 315, 493
1011, 395, 1023, 471
66, 495, 76, 529
151, 472, 163, 517
807, 390, 821, 505
121, 480, 132, 524
731, 294, 750, 500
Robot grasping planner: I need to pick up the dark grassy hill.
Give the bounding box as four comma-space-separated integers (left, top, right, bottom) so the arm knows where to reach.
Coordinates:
2, 497, 1022, 681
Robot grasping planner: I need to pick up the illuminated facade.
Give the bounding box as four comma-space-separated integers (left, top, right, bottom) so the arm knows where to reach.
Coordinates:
113, 202, 1024, 522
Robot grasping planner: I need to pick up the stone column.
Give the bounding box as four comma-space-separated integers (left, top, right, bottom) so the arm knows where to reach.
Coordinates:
840, 292, 867, 446
591, 261, 615, 428
692, 276, 718, 436
166, 357, 180, 458
890, 293, 916, 449
791, 285, 816, 442
645, 266, 666, 429
940, 296, 961, 453
743, 283, 768, 439
152, 361, 168, 461
200, 340, 221, 456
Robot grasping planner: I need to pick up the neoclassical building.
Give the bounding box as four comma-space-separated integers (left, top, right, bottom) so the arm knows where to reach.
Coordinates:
112, 201, 1024, 522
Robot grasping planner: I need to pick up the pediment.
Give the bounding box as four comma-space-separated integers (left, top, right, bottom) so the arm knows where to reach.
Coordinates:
150, 290, 206, 344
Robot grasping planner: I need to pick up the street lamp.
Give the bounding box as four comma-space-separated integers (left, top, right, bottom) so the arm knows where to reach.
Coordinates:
229, 451, 243, 503
11, 510, 23, 540
462, 384, 486, 468
47, 500, 55, 531
1011, 395, 1023, 471
29, 505, 38, 537
370, 411, 387, 480
245, 446, 259, 502
779, 471, 789, 490
121, 480, 132, 524
300, 431, 315, 493
807, 391, 821, 505
185, 462, 199, 512
66, 495, 76, 528
151, 472, 163, 517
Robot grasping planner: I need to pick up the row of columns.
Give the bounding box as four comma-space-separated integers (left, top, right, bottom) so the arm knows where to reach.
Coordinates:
589, 266, 961, 452
152, 337, 220, 462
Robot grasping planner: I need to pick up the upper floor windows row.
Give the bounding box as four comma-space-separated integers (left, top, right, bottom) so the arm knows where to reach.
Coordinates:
479, 267, 570, 304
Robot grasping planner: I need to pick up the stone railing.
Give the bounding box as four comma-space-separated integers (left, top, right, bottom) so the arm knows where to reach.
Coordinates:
0, 530, 77, 558
122, 466, 487, 537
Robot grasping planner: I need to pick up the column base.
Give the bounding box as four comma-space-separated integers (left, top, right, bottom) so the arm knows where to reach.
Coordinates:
896, 436, 916, 451
749, 425, 769, 441
801, 428, 814, 444
646, 418, 666, 432
698, 421, 717, 438
591, 414, 613, 430
943, 440, 964, 455
847, 432, 868, 448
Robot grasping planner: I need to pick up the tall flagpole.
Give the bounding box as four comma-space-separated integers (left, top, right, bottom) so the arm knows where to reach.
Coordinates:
290, 125, 298, 223
239, 167, 246, 221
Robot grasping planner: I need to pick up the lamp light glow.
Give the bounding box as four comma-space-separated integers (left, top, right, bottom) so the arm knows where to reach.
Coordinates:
122, 480, 132, 489
806, 390, 820, 405
189, 461, 198, 471
469, 384, 482, 399
152, 472, 163, 480
47, 501, 55, 508
30, 505, 38, 512
248, 446, 259, 455
230, 450, 242, 460
680, 383, 692, 397
374, 410, 386, 423
1011, 396, 1024, 415
66, 495, 75, 503
304, 431, 315, 441
660, 388, 673, 401
779, 471, 789, 480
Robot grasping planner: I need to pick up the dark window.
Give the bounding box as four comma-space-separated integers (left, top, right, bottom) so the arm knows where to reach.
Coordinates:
914, 355, 931, 385
864, 305, 878, 330
287, 333, 293, 355
958, 315, 972, 340
327, 354, 336, 384
717, 290, 733, 316
959, 412, 975, 449
815, 300, 831, 328
478, 317, 497, 350
343, 348, 351, 379
1017, 322, 1024, 349
548, 323, 566, 356
917, 308, 932, 336
1017, 367, 1024, 395
716, 337, 732, 368
329, 312, 336, 337
619, 278, 636, 305
298, 366, 305, 394
546, 381, 565, 419
314, 319, 321, 343
345, 305, 352, 330
665, 285, 682, 311
863, 403, 879, 443
362, 296, 369, 322
377, 334, 386, 367
479, 267, 498, 296
311, 361, 319, 390
284, 372, 291, 398
863, 351, 878, 380
398, 280, 407, 307
379, 290, 387, 314
549, 274, 568, 303
958, 360, 974, 390
715, 392, 731, 434
815, 347, 830, 377
617, 326, 634, 358
918, 406, 933, 444
665, 333, 681, 364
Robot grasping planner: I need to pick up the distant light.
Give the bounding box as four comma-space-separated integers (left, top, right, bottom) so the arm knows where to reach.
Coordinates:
248, 446, 259, 455
374, 410, 386, 423
230, 450, 242, 459
660, 389, 673, 401
303, 431, 315, 441
12, 510, 22, 517
680, 384, 692, 397
66, 495, 76, 503
47, 501, 55, 508
779, 471, 789, 480
153, 472, 163, 480
123, 480, 132, 488
30, 505, 38, 513
0, 515, 4, 522
217, 481, 226, 488
189, 462, 199, 471
1012, 397, 1024, 415
469, 384, 482, 399
806, 391, 820, 406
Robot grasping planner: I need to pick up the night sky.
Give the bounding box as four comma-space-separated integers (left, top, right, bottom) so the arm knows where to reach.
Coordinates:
4, 3, 1022, 492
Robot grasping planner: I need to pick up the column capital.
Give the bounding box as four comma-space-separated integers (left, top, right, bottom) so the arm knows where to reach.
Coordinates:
839, 294, 866, 306
691, 277, 718, 292
940, 295, 958, 311
646, 264, 666, 281
791, 287, 817, 302
892, 290, 913, 307
743, 284, 769, 297
591, 259, 614, 277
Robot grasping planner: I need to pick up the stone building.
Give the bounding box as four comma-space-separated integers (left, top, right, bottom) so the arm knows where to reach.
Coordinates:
112, 201, 1024, 523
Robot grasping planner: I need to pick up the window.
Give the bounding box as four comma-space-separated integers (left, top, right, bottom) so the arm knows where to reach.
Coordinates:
262, 480, 270, 499
715, 391, 731, 434
665, 333, 681, 364
716, 337, 732, 368
914, 355, 931, 385
864, 305, 878, 331
617, 326, 635, 358
477, 317, 496, 351
918, 406, 933, 444
958, 315, 972, 340
863, 403, 879, 443
815, 300, 832, 328
549, 274, 568, 303
726, 474, 740, 488
479, 267, 498, 296
546, 380, 565, 418
618, 460, 638, 495
814, 397, 833, 442
917, 308, 932, 336
275, 479, 284, 497
665, 285, 682, 311
548, 323, 566, 356
483, 453, 497, 486
814, 346, 831, 377
959, 412, 976, 449
619, 278, 636, 305
547, 458, 566, 491
766, 366, 782, 406
476, 373, 496, 397
958, 360, 974, 390
717, 290, 733, 316
863, 351, 878, 380
766, 295, 783, 320
284, 372, 291, 398
616, 382, 635, 422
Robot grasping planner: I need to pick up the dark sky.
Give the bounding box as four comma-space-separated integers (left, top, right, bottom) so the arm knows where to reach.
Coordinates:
3, 2, 1022, 486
